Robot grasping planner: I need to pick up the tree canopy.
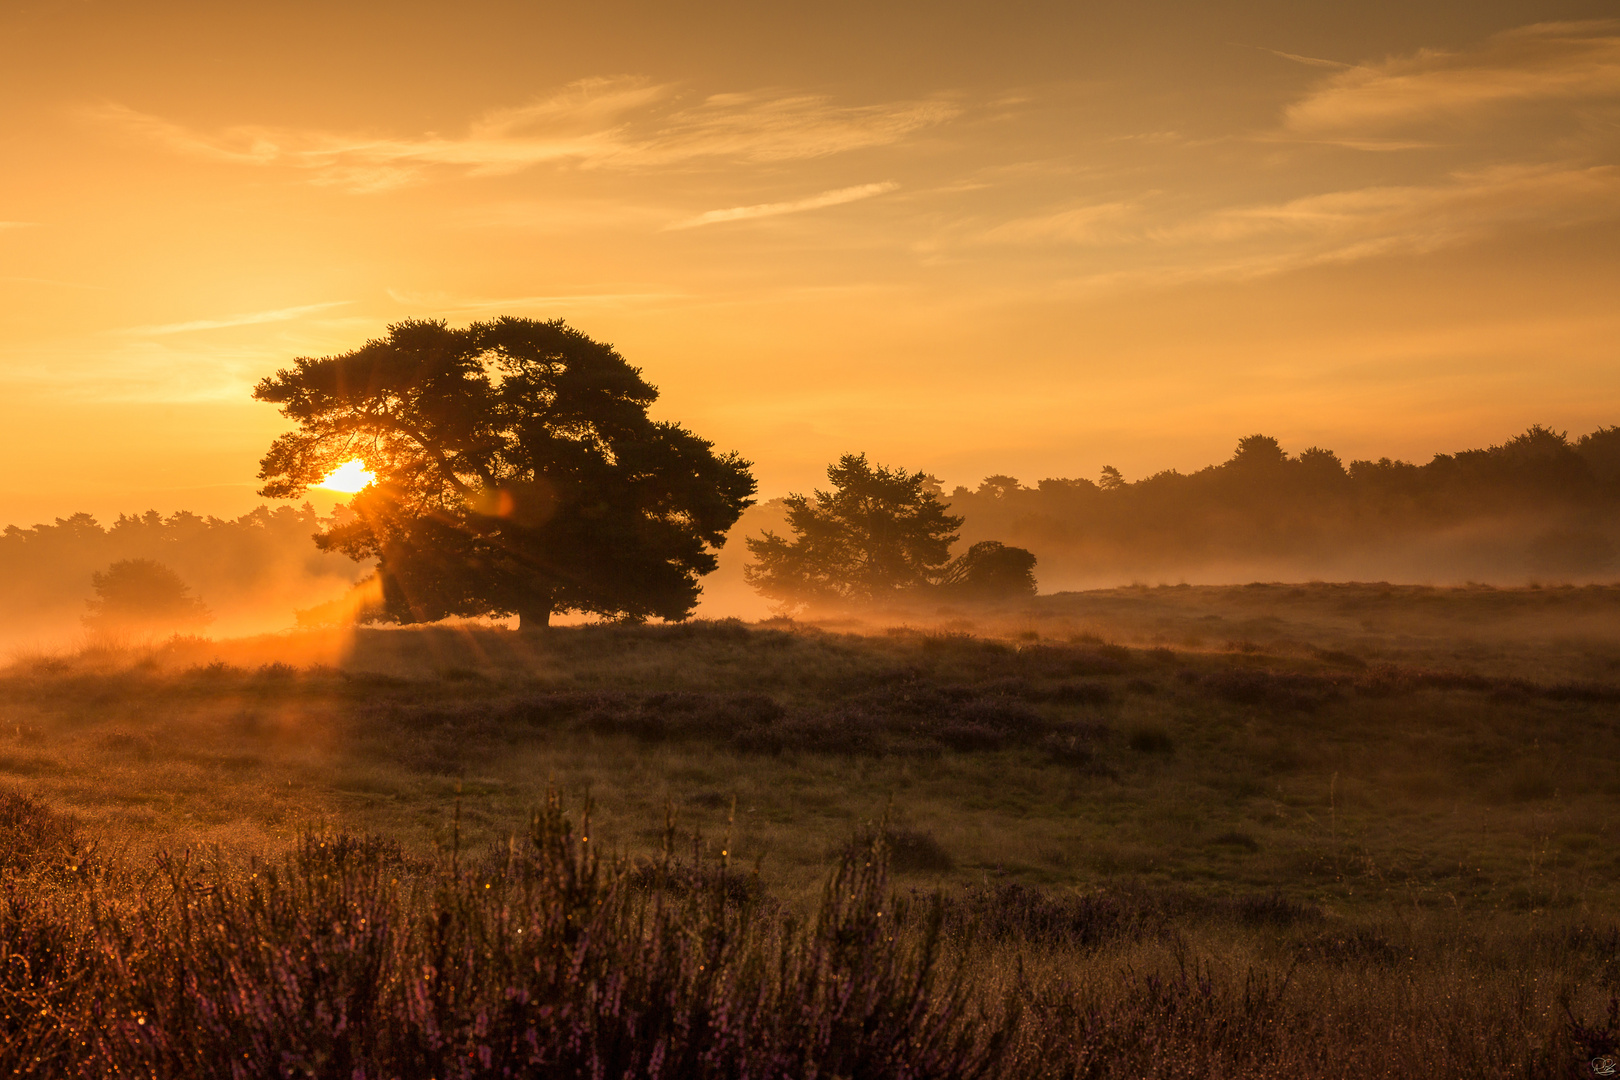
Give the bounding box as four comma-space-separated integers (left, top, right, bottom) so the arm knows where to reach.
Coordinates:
254, 318, 756, 627
83, 559, 211, 634
945, 424, 1620, 584
744, 453, 967, 606
937, 541, 1038, 600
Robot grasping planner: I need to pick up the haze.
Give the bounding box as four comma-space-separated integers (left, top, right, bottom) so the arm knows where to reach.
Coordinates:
1, 0, 1617, 527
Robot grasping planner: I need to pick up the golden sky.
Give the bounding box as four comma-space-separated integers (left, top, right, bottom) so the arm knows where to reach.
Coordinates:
2, 0, 1617, 525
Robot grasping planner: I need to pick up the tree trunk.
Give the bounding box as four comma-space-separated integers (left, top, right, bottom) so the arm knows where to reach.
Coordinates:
516, 604, 552, 631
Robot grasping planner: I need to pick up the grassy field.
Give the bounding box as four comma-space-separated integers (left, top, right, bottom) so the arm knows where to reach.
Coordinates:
5, 582, 1620, 1075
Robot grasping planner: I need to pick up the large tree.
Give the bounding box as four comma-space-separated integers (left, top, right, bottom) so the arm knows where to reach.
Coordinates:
744, 453, 964, 606
254, 318, 755, 627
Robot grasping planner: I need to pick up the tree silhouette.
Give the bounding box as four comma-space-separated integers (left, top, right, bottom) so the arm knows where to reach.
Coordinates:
254, 318, 756, 628
83, 559, 211, 634
745, 454, 963, 606
938, 540, 1038, 599
1229, 434, 1288, 470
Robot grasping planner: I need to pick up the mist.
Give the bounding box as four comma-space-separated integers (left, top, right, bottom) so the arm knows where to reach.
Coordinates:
5, 424, 1617, 645
678, 423, 1620, 622
948, 424, 1620, 590
0, 504, 367, 653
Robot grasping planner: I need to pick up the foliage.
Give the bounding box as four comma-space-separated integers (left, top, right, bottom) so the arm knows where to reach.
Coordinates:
81, 559, 211, 634
938, 540, 1038, 600
948, 424, 1620, 583
0, 505, 361, 641
0, 788, 1610, 1078
254, 318, 756, 627
0, 791, 1009, 1080
744, 453, 965, 606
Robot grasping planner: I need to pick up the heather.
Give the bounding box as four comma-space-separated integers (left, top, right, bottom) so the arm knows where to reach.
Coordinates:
4, 583, 1620, 1075
2, 790, 1619, 1078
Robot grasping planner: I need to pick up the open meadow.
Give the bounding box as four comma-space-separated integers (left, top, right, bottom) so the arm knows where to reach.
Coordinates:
4, 582, 1620, 1076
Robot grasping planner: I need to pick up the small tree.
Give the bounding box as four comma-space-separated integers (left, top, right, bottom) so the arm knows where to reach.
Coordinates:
745, 454, 963, 606
938, 541, 1038, 600
83, 559, 211, 634
253, 318, 756, 628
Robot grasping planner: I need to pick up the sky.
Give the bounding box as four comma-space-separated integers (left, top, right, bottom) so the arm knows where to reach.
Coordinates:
1, 0, 1618, 526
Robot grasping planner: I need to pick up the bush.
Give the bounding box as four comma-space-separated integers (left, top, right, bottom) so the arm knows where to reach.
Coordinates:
1127, 726, 1175, 754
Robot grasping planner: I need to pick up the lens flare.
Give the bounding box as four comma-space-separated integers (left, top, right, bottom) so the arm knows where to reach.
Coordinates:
315, 459, 375, 493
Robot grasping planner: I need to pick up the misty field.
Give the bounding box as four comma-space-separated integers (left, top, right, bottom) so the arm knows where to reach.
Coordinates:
6, 582, 1620, 1077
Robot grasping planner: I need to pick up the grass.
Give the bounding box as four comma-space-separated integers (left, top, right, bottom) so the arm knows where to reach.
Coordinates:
4, 581, 1620, 1074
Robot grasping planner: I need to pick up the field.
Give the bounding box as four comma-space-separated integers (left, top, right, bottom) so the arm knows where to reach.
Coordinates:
5, 582, 1620, 1076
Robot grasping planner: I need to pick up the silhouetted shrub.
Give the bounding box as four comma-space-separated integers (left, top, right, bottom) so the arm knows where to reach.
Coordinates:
1127, 726, 1175, 754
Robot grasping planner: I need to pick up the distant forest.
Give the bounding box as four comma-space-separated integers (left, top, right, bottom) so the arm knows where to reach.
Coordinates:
0, 506, 364, 646
2, 425, 1615, 647
946, 425, 1620, 588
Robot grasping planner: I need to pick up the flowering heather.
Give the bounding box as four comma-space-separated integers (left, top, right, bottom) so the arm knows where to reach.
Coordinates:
1, 789, 1617, 1078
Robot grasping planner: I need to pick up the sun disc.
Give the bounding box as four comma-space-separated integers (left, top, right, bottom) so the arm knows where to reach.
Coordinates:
316, 459, 376, 494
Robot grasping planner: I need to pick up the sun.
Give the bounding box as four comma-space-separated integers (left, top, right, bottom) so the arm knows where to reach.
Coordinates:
315, 459, 376, 494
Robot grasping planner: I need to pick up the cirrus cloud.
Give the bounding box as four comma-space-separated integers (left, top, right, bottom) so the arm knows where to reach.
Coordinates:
93, 78, 960, 193
1285, 20, 1620, 136
667, 182, 900, 230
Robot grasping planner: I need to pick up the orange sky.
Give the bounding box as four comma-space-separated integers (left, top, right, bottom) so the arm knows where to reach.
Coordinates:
2, 0, 1617, 526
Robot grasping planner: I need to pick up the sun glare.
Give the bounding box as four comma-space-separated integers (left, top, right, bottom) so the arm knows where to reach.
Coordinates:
316, 459, 376, 494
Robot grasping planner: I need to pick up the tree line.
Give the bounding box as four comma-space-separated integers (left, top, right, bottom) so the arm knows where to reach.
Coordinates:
5, 317, 1614, 636
947, 427, 1620, 585
0, 506, 364, 641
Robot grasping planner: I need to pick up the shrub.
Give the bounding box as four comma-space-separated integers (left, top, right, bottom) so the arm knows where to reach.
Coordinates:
1127, 726, 1175, 754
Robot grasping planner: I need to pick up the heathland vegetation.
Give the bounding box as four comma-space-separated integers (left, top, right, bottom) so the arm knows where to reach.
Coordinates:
4, 585, 1620, 1075
5, 321, 1620, 1075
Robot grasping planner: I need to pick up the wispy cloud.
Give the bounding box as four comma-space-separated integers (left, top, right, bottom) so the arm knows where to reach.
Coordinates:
979, 200, 1138, 245
1236, 44, 1352, 70
1155, 164, 1620, 255
667, 182, 899, 230
967, 21, 1620, 286
119, 301, 352, 337
95, 79, 958, 192
0, 221, 40, 230
1285, 20, 1620, 135
975, 164, 1620, 286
